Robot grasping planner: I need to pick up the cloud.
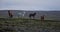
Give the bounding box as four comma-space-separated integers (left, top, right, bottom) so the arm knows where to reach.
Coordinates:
0, 0, 60, 10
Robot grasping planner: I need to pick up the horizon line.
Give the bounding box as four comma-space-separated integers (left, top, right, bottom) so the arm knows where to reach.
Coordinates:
0, 10, 60, 11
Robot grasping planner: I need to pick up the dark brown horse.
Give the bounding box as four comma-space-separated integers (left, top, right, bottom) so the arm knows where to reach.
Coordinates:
29, 13, 36, 19
41, 15, 45, 21
8, 10, 13, 18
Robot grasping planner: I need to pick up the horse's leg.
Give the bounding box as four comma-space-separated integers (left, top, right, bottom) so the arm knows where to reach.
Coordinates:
33, 16, 34, 19
29, 15, 31, 19
10, 15, 13, 18
32, 16, 35, 19
30, 16, 31, 19
29, 14, 31, 19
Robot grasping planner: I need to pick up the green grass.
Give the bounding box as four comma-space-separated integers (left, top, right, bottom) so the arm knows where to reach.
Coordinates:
0, 18, 60, 32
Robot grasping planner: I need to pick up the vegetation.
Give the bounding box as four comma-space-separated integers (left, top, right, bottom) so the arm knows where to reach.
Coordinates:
0, 18, 60, 32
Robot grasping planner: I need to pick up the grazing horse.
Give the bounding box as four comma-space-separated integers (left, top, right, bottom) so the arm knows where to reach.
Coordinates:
8, 11, 13, 18
29, 13, 36, 19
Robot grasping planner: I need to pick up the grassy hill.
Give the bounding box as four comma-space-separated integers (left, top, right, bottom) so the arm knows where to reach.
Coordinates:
0, 18, 60, 32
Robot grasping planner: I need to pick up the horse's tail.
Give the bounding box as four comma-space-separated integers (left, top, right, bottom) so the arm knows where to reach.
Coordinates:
29, 15, 31, 18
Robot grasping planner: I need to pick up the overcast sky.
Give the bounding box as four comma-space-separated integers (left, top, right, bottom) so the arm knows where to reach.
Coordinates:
0, 0, 60, 10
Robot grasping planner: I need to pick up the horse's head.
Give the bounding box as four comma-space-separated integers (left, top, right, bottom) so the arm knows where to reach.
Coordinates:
8, 10, 10, 13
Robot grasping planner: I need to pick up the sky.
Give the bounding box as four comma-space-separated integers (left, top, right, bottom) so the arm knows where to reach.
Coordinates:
0, 0, 60, 10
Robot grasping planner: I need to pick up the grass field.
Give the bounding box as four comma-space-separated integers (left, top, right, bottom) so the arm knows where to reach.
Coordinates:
0, 18, 60, 32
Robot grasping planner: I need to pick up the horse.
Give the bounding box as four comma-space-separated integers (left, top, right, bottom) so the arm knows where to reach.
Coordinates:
8, 11, 13, 18
41, 15, 45, 21
29, 12, 36, 19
